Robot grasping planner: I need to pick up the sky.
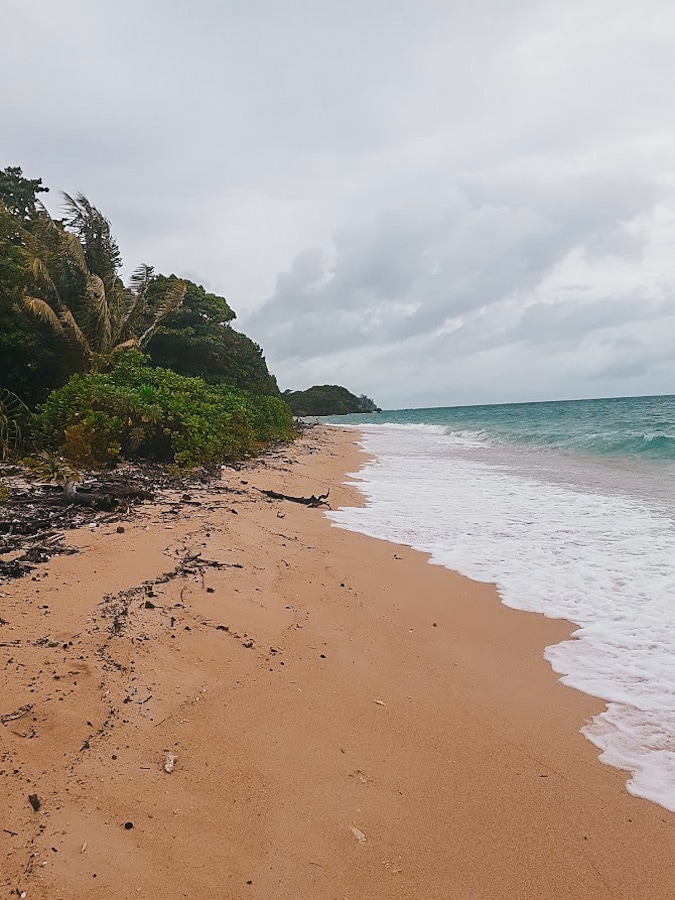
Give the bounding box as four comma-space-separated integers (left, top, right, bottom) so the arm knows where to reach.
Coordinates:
3, 0, 675, 409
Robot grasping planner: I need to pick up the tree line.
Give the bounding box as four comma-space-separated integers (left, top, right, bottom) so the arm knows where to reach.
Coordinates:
0, 166, 293, 468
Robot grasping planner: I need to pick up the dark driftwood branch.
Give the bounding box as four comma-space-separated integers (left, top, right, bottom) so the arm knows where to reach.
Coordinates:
63, 479, 116, 510
62, 479, 153, 510
258, 488, 330, 508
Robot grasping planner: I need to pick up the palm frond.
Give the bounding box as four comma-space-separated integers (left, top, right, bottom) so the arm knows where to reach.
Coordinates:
30, 205, 69, 255
138, 279, 186, 347
23, 296, 64, 333
158, 279, 187, 319
60, 191, 91, 229
87, 273, 107, 313
61, 230, 90, 276
85, 273, 112, 350
129, 263, 154, 297
59, 306, 90, 352
117, 263, 155, 342
117, 291, 145, 343
28, 255, 55, 289
61, 191, 122, 280
25, 210, 78, 290
111, 338, 140, 354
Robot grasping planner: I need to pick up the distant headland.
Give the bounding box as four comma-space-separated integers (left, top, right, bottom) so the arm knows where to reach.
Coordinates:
283, 385, 381, 416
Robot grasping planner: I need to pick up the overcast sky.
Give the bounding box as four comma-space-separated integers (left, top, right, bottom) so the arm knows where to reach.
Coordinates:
3, 0, 675, 408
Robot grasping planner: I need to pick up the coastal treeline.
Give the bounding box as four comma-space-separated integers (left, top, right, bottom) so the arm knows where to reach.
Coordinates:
0, 166, 294, 468
284, 385, 380, 416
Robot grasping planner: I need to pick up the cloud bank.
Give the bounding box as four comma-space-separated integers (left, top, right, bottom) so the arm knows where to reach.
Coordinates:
3, 0, 675, 406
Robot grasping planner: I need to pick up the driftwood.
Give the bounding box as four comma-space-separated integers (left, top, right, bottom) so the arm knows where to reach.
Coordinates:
63, 479, 116, 510
0, 466, 160, 582
258, 488, 330, 508
0, 704, 33, 725
63, 479, 154, 510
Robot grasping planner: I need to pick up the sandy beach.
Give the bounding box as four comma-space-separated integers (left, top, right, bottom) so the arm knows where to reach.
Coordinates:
1, 426, 673, 899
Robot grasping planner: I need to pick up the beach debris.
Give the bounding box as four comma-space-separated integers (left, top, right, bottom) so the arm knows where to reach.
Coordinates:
123, 821, 134, 830
81, 842, 88, 853
28, 793, 41, 812
351, 826, 367, 844
393, 553, 401, 559
64, 477, 154, 509
1, 703, 33, 724
163, 752, 178, 773
258, 487, 330, 508
0, 463, 165, 581
373, 699, 386, 707
63, 479, 116, 510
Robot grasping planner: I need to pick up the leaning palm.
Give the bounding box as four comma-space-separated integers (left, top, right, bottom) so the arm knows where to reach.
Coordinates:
21, 195, 185, 368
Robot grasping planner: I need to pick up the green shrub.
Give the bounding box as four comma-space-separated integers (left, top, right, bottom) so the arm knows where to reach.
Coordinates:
33, 351, 295, 468
244, 393, 299, 443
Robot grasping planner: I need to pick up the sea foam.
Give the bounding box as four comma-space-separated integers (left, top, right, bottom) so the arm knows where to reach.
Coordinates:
328, 424, 675, 813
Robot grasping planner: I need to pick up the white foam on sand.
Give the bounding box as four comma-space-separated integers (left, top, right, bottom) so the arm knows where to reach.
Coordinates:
329, 425, 675, 813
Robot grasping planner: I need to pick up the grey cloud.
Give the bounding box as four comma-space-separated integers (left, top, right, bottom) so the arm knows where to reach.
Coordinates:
245, 170, 664, 361
513, 295, 670, 346
4, 0, 675, 405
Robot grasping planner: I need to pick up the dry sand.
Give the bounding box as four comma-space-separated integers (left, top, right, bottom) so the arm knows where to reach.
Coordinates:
0, 426, 673, 899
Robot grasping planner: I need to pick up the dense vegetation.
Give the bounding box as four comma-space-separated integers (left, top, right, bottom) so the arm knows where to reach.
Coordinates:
0, 165, 292, 469
34, 351, 293, 468
145, 276, 279, 395
284, 385, 380, 416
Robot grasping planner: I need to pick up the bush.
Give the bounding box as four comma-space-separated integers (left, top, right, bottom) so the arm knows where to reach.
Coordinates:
33, 351, 294, 468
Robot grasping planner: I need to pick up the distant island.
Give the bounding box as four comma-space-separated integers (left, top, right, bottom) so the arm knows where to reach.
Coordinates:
283, 385, 381, 416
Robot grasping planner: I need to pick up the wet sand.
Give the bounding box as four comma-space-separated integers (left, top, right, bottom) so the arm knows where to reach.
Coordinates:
1, 426, 673, 899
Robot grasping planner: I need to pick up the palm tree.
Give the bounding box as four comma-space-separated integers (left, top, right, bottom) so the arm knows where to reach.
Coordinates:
21, 194, 185, 369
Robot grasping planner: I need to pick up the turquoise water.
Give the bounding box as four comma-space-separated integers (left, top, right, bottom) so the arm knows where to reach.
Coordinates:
324, 394, 675, 812
327, 394, 675, 462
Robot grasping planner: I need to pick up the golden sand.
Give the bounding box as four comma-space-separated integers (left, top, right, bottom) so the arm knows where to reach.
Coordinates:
1, 427, 673, 898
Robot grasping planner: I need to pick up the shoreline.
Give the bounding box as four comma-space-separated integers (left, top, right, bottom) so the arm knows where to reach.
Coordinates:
1, 426, 673, 898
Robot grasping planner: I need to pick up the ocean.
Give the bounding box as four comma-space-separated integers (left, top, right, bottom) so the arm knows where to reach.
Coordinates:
323, 395, 675, 813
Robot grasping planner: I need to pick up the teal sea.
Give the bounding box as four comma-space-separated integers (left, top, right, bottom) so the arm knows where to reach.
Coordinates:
330, 393, 675, 464
323, 395, 675, 812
